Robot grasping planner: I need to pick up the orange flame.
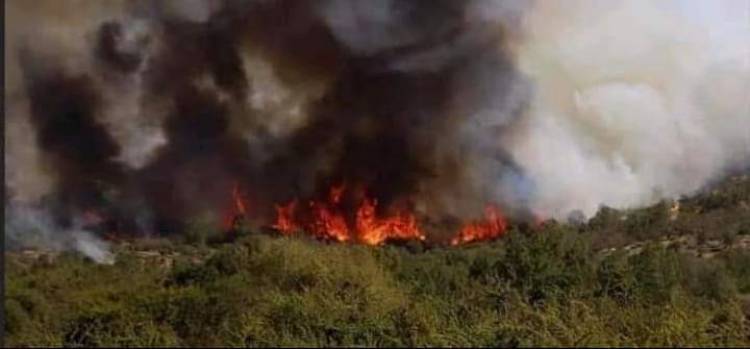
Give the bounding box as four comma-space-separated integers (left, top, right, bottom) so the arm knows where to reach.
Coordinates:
451, 204, 508, 245
310, 200, 350, 242
356, 198, 424, 245
232, 184, 247, 216
272, 184, 425, 245
272, 200, 298, 234
223, 182, 249, 231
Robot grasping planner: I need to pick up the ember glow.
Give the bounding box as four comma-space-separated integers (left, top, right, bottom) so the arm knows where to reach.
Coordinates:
450, 205, 508, 246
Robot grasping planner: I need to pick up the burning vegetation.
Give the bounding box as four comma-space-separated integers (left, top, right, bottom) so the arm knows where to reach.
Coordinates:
240, 181, 506, 246
5, 1, 750, 347
450, 205, 508, 246
6, 0, 747, 252
271, 183, 426, 245
7, 0, 528, 248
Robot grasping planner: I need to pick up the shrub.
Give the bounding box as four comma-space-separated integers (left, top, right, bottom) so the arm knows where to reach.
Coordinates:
62, 305, 179, 347
493, 227, 595, 303
724, 250, 750, 294
680, 256, 737, 302
627, 245, 682, 303
596, 252, 638, 303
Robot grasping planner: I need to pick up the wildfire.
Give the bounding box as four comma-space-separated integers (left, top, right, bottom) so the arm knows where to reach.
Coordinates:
272, 184, 425, 245
232, 184, 247, 216
356, 197, 424, 245
272, 200, 298, 233
450, 204, 508, 245
223, 182, 249, 231
310, 200, 350, 242
265, 184, 510, 246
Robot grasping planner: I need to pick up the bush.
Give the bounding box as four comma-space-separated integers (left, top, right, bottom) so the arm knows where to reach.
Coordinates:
627, 245, 682, 303
596, 252, 638, 303
492, 227, 595, 303
5, 299, 30, 336
724, 250, 750, 294
680, 256, 737, 302
62, 305, 179, 347
6, 192, 750, 347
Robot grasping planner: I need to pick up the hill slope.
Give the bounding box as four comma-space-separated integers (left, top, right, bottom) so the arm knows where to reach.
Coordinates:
5, 175, 750, 347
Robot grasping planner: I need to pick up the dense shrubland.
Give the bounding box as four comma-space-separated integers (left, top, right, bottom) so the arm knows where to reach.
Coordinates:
5, 176, 750, 347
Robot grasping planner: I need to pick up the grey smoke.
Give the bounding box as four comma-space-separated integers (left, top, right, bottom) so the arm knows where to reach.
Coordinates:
4, 0, 749, 244
5, 203, 115, 264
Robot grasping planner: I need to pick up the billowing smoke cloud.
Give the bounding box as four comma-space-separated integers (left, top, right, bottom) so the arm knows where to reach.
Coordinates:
5, 0, 749, 247
512, 0, 750, 219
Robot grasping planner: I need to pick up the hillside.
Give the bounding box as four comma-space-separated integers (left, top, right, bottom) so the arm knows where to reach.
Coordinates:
5, 175, 750, 347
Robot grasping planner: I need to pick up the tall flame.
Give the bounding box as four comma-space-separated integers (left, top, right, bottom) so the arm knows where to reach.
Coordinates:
450, 204, 508, 245
272, 184, 425, 245
223, 182, 249, 231
310, 200, 350, 242
272, 200, 298, 234
232, 184, 247, 216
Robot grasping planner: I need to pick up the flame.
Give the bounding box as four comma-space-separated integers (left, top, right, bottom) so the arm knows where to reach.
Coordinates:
451, 204, 508, 245
232, 184, 247, 216
223, 182, 249, 231
329, 183, 346, 204
272, 200, 298, 234
272, 184, 425, 245
271, 185, 509, 246
310, 200, 350, 242
356, 197, 424, 245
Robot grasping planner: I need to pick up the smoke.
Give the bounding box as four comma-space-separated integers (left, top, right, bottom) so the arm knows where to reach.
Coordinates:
511, 0, 750, 219
4, 0, 749, 245
5, 203, 115, 264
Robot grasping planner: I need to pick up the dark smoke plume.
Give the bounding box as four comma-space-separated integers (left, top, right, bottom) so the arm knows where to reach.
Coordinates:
6, 0, 748, 249
12, 0, 530, 237
19, 50, 127, 229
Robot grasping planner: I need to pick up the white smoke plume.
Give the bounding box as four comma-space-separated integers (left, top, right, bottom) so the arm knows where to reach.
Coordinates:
508, 0, 750, 219
5, 203, 115, 264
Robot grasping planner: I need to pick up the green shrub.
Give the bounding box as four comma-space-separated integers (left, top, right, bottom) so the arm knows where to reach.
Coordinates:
5, 298, 30, 335
680, 256, 737, 302
628, 245, 682, 304
492, 227, 595, 303
62, 305, 179, 347
596, 252, 638, 303
724, 250, 750, 294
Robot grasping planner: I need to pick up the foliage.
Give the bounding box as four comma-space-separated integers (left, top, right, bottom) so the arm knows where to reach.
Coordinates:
6, 234, 750, 347
5, 176, 750, 346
